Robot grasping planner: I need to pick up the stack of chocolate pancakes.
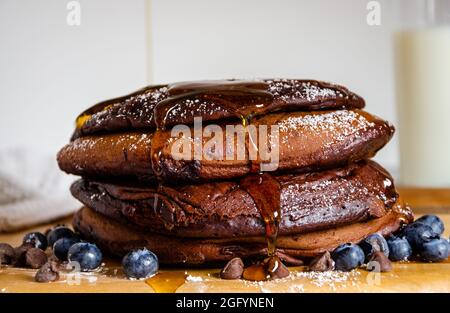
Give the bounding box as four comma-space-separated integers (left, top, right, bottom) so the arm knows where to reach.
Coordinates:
57, 79, 413, 267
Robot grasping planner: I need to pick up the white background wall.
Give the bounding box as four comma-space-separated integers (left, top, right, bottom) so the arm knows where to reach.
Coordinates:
151, 0, 400, 172
0, 0, 148, 154
1, 0, 401, 175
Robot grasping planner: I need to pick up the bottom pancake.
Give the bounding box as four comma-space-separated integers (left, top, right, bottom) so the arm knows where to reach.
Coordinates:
73, 202, 412, 266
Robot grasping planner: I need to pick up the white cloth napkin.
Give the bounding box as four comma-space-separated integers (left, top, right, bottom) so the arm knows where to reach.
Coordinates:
0, 148, 79, 232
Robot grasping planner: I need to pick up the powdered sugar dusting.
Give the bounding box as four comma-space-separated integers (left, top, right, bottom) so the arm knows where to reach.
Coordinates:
278, 110, 375, 148
165, 98, 223, 122
240, 269, 361, 293
87, 86, 169, 128
77, 79, 361, 135
280, 174, 371, 225
186, 275, 204, 282
119, 86, 168, 122
63, 133, 151, 172
294, 270, 361, 288
266, 79, 342, 102
69, 133, 151, 152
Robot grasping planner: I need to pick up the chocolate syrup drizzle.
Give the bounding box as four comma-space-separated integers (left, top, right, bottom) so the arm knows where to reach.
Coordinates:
72, 78, 365, 140
154, 80, 273, 130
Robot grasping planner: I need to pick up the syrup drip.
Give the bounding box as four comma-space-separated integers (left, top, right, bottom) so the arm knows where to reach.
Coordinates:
240, 173, 281, 257
242, 255, 287, 281
240, 173, 288, 281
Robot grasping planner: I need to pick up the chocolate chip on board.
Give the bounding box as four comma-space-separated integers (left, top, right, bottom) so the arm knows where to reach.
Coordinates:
220, 257, 244, 279
308, 251, 335, 272
266, 257, 290, 279
25, 248, 48, 269
35, 261, 60, 283
0, 243, 15, 265
367, 251, 393, 272
13, 243, 34, 267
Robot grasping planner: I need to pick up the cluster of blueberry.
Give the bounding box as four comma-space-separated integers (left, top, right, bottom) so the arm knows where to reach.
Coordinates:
2, 214, 448, 282
330, 215, 449, 272
46, 226, 160, 279
1, 225, 160, 281
22, 227, 103, 272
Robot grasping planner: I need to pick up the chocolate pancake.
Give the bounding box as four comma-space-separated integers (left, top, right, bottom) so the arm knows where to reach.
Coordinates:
60, 78, 407, 268
73, 202, 412, 265
58, 109, 393, 183
70, 161, 399, 238
72, 79, 364, 139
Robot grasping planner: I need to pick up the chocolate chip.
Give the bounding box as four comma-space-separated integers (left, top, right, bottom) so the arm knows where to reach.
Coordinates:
220, 257, 244, 279
266, 256, 290, 279
35, 261, 60, 283
242, 256, 290, 281
25, 248, 48, 269
13, 243, 34, 267
367, 251, 392, 272
308, 251, 335, 272
0, 243, 15, 265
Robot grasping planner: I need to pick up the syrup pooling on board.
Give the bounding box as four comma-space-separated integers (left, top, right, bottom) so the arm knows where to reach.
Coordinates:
240, 173, 289, 281
145, 272, 187, 293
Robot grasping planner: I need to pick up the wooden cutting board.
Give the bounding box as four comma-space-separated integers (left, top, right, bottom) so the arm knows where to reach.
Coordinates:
1, 188, 450, 293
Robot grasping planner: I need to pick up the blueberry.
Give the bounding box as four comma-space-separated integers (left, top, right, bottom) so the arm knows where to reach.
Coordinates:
53, 237, 81, 261
415, 215, 444, 235
47, 226, 76, 247
386, 235, 412, 261
68, 243, 102, 271
359, 233, 389, 261
419, 238, 450, 262
23, 232, 48, 250
401, 223, 439, 250
122, 248, 159, 279
331, 243, 365, 272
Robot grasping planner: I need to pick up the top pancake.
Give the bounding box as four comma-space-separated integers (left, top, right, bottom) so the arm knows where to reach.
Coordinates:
71, 79, 364, 139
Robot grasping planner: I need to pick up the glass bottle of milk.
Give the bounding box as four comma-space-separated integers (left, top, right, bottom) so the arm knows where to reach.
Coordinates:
395, 0, 450, 187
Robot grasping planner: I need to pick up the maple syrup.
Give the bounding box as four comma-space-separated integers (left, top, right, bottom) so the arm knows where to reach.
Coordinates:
240, 173, 289, 281
145, 271, 187, 293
